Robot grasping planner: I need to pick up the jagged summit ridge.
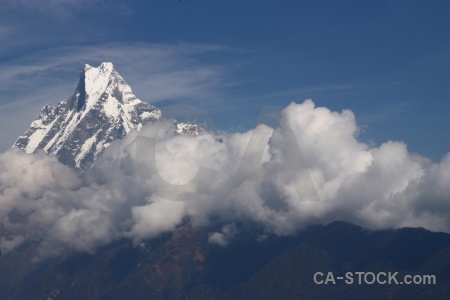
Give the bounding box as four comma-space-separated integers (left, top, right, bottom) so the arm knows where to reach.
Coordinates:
14, 62, 163, 169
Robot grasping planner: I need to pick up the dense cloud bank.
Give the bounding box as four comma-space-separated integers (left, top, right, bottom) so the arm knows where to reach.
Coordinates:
1, 100, 449, 259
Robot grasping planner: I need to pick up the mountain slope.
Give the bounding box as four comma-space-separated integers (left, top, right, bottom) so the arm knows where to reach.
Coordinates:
13, 62, 173, 169
1, 222, 449, 299
224, 222, 450, 300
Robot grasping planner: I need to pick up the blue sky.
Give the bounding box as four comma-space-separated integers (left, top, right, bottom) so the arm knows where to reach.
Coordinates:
0, 0, 448, 161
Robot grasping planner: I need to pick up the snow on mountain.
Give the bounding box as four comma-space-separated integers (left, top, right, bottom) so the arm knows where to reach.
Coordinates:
13, 62, 199, 169
174, 121, 202, 136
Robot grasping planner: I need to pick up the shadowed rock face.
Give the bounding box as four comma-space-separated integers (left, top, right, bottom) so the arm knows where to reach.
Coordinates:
13, 62, 163, 169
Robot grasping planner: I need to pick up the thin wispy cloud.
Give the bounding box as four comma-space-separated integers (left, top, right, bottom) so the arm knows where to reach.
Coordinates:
0, 43, 234, 102
358, 101, 416, 123
0, 0, 131, 19
0, 24, 19, 55
239, 84, 356, 102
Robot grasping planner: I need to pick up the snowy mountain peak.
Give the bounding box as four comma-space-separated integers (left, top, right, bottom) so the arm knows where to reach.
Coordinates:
13, 62, 163, 169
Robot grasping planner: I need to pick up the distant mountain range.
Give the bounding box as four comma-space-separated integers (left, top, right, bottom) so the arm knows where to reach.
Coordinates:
1, 222, 449, 299
13, 62, 200, 169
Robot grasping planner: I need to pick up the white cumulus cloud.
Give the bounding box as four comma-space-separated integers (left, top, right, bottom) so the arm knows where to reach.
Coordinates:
0, 100, 449, 259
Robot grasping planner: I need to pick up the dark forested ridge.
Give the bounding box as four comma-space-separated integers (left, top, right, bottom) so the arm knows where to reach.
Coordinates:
1, 222, 449, 299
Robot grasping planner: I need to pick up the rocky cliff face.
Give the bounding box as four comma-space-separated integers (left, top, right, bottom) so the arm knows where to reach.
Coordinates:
13, 62, 199, 169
